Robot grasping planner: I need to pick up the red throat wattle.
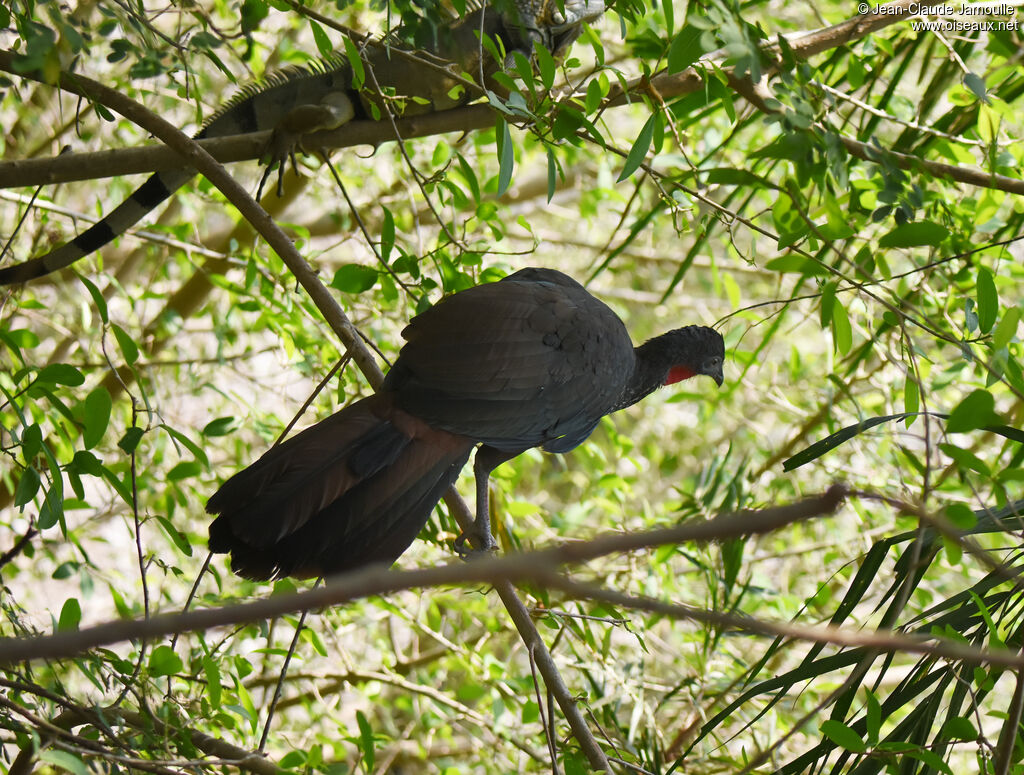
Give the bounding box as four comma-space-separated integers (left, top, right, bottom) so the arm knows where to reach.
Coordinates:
664, 365, 696, 385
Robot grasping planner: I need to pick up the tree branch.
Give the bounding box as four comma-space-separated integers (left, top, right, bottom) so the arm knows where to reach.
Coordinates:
0, 486, 848, 664
6, 2, 1017, 199
5, 486, 1024, 673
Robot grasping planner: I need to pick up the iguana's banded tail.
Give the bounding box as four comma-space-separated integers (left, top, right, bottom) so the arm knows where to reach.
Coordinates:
0, 169, 196, 286
1, 0, 605, 286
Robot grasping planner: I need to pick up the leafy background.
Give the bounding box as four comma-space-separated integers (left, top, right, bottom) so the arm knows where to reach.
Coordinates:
1, 0, 1022, 772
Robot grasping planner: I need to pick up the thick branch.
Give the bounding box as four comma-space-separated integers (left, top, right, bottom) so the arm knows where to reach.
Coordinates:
6, 2, 1015, 199
4, 486, 1024, 672
0, 486, 847, 664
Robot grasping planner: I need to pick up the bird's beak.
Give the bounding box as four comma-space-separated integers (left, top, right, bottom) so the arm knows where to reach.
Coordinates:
704, 359, 724, 387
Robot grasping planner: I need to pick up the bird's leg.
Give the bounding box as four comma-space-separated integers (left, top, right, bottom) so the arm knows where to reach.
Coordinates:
455, 445, 518, 557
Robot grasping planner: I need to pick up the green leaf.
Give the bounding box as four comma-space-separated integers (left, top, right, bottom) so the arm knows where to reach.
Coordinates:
821, 719, 866, 752
903, 747, 954, 775
36, 363, 85, 387
57, 597, 81, 631
944, 503, 977, 530
904, 377, 919, 426
667, 24, 705, 73
356, 710, 376, 771
79, 273, 108, 324
831, 300, 852, 355
22, 423, 43, 461
148, 644, 184, 676
946, 389, 999, 433
162, 425, 209, 466
784, 413, 908, 471
496, 117, 514, 195
819, 281, 836, 327
864, 690, 881, 744
204, 656, 222, 708
119, 426, 144, 454
202, 416, 237, 437
976, 267, 998, 334
168, 460, 203, 481
617, 113, 657, 182
309, 20, 332, 57
240, 0, 268, 34
939, 715, 979, 740
82, 386, 112, 450
534, 39, 556, 89
877, 221, 949, 248
964, 71, 987, 100
156, 515, 193, 556
331, 264, 378, 294
14, 467, 41, 506
939, 443, 990, 476
111, 323, 139, 365
993, 307, 1020, 349
380, 206, 395, 263
585, 76, 604, 113
39, 751, 89, 775
764, 255, 827, 275
546, 148, 557, 202
341, 36, 365, 89
6, 328, 40, 349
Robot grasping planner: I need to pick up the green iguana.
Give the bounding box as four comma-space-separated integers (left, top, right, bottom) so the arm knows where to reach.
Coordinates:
0, 0, 605, 286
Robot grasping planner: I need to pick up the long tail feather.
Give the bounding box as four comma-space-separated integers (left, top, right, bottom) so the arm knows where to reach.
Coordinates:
207, 394, 473, 579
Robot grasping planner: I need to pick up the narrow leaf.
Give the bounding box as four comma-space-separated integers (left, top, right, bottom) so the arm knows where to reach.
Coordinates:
993, 307, 1020, 350
831, 300, 852, 355
904, 377, 919, 427
976, 267, 998, 334
496, 117, 514, 195
79, 274, 108, 323
111, 323, 140, 365
939, 443, 990, 476
309, 20, 332, 57
617, 114, 656, 182
341, 36, 365, 89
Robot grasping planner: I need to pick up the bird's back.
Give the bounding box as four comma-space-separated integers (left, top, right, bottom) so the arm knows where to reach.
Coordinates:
384, 268, 636, 452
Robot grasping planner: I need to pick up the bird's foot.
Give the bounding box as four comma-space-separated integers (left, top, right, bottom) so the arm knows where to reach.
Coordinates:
454, 528, 497, 560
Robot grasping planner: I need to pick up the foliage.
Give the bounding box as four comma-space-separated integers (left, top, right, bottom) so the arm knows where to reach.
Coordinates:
1, 0, 1023, 772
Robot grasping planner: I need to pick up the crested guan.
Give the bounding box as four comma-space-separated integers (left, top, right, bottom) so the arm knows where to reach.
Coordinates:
207, 267, 724, 579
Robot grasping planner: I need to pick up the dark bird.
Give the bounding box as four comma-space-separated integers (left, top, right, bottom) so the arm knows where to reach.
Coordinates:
207, 268, 725, 579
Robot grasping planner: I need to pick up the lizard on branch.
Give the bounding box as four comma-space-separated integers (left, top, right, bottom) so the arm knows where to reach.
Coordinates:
0, 0, 605, 286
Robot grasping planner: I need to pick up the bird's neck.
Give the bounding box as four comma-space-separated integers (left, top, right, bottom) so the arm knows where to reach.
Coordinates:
614, 337, 680, 412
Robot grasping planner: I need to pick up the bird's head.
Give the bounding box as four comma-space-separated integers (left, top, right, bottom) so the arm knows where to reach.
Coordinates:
658, 326, 725, 388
